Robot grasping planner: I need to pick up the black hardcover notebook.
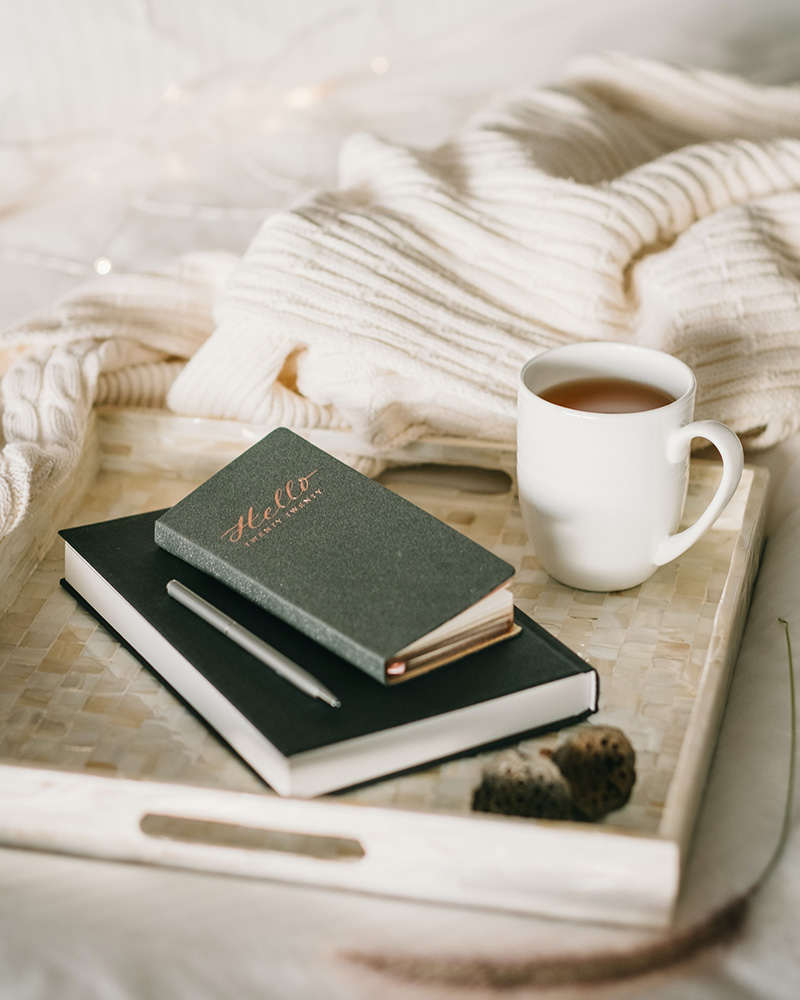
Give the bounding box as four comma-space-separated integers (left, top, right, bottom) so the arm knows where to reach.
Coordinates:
60, 510, 599, 797
154, 427, 518, 684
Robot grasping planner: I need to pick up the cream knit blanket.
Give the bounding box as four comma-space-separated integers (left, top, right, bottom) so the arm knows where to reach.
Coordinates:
3, 53, 800, 536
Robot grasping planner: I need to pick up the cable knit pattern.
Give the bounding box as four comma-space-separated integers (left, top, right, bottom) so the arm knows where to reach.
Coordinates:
4, 54, 800, 538
169, 53, 800, 451
0, 253, 233, 535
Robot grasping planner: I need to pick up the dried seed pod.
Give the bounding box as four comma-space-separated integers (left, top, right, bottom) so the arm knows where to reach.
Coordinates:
550, 725, 636, 820
471, 748, 573, 821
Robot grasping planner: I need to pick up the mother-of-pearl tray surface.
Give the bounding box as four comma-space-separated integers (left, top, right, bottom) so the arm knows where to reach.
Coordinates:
0, 408, 768, 928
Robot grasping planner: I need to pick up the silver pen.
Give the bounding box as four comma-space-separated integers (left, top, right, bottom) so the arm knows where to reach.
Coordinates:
166, 579, 341, 708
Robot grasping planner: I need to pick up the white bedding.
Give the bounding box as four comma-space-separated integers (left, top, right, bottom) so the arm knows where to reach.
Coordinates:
1, 2, 799, 998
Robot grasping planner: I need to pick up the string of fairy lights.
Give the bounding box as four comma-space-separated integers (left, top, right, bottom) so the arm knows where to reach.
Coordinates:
0, 51, 396, 283
0, 2, 539, 291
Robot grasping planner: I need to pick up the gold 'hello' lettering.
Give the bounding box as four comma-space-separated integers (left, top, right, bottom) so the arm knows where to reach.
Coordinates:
221, 470, 319, 542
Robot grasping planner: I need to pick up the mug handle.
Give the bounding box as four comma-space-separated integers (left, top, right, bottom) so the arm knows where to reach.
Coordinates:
655, 420, 744, 567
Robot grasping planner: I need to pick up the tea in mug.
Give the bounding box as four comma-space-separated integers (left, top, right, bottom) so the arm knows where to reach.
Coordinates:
538, 376, 676, 414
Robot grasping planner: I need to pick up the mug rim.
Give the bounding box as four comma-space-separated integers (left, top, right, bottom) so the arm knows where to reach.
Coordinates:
519, 341, 695, 418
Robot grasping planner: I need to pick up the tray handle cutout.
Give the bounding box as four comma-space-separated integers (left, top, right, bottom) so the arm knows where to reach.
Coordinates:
140, 813, 366, 862
377, 463, 512, 495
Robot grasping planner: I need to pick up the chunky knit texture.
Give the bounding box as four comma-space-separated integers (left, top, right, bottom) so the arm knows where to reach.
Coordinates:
0, 253, 233, 535
3, 53, 800, 537
169, 54, 800, 450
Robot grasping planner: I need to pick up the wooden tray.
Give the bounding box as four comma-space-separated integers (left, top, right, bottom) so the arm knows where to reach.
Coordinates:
0, 408, 768, 928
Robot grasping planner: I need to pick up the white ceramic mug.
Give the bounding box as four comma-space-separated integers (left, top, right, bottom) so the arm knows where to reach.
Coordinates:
517, 342, 744, 591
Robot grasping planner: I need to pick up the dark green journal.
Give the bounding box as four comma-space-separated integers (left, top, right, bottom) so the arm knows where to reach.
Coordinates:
154, 427, 517, 683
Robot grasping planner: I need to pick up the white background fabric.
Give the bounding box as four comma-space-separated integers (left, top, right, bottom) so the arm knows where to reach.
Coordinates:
1, 2, 799, 998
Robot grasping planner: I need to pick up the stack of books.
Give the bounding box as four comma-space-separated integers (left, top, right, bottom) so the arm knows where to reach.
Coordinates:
60, 427, 597, 797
